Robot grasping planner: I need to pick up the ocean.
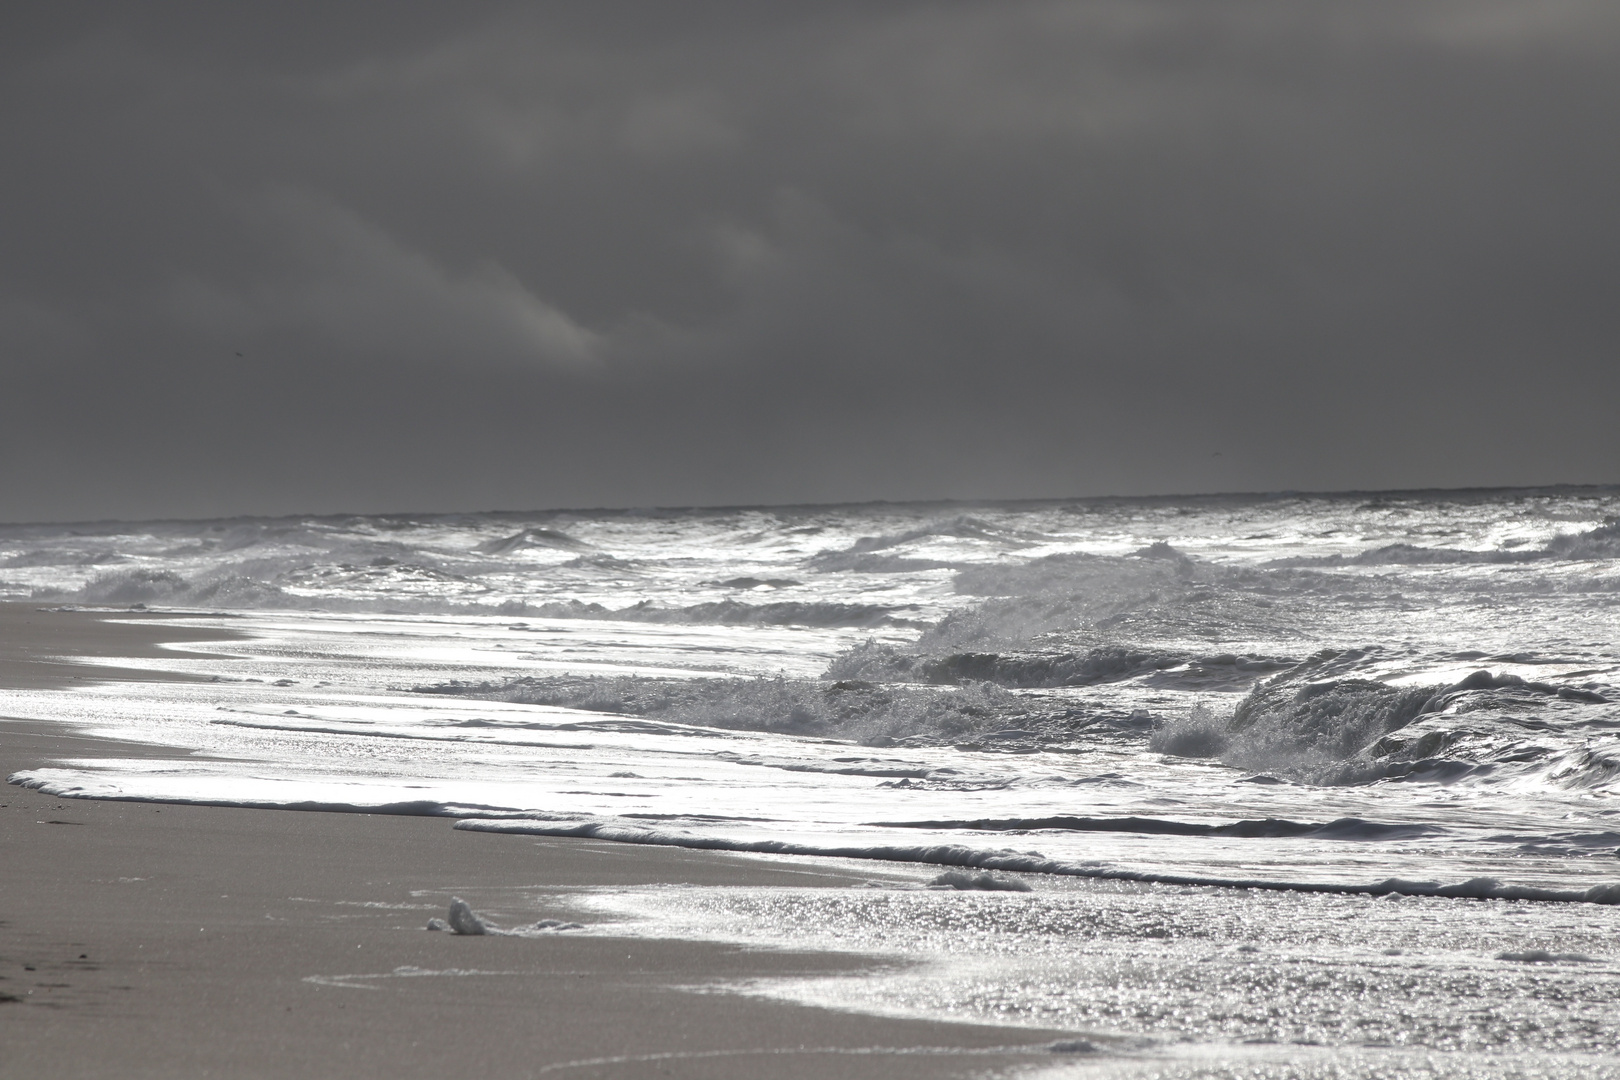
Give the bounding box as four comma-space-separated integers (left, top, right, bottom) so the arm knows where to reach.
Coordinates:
5, 487, 1620, 1075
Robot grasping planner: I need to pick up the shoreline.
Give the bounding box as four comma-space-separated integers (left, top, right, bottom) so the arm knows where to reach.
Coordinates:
0, 602, 246, 690
1, 604, 1085, 1078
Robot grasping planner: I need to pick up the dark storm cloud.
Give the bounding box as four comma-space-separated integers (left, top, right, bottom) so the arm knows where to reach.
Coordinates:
3, 1, 1618, 520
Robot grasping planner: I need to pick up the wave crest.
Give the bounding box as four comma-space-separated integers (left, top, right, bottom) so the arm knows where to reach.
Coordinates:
1153, 651, 1619, 787
475, 528, 590, 555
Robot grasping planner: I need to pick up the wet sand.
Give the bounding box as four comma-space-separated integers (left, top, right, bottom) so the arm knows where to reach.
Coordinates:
0, 605, 1082, 1078
0, 602, 245, 689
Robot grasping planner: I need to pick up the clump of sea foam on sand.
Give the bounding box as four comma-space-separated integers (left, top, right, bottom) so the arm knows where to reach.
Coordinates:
927, 870, 1032, 892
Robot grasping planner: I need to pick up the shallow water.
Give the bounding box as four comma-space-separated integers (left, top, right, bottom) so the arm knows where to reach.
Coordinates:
577, 877, 1620, 1052
5, 487, 1620, 1071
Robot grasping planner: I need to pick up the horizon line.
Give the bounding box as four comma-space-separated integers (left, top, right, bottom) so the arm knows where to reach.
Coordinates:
3, 480, 1617, 530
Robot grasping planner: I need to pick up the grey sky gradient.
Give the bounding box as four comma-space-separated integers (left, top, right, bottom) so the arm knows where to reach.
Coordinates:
4, 1, 1618, 521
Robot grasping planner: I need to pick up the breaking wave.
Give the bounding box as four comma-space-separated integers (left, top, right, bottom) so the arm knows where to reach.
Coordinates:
1544, 519, 1620, 560
827, 639, 1292, 691
925, 550, 1312, 651
833, 515, 1052, 555
829, 640, 1188, 687
67, 568, 298, 608
475, 528, 590, 555
953, 548, 1194, 598
1151, 650, 1619, 787
1270, 518, 1620, 567
803, 515, 1060, 573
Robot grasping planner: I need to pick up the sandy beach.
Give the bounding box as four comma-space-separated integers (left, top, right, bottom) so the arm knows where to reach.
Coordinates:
0, 605, 1080, 1078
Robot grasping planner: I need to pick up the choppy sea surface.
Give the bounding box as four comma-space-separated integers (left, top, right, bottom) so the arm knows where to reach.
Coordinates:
5, 487, 1620, 1076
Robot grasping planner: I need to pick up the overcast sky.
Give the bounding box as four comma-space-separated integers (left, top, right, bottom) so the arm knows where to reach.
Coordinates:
3, 1, 1618, 522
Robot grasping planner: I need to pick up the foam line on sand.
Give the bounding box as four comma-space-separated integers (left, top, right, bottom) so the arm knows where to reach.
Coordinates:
456, 815, 1620, 906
